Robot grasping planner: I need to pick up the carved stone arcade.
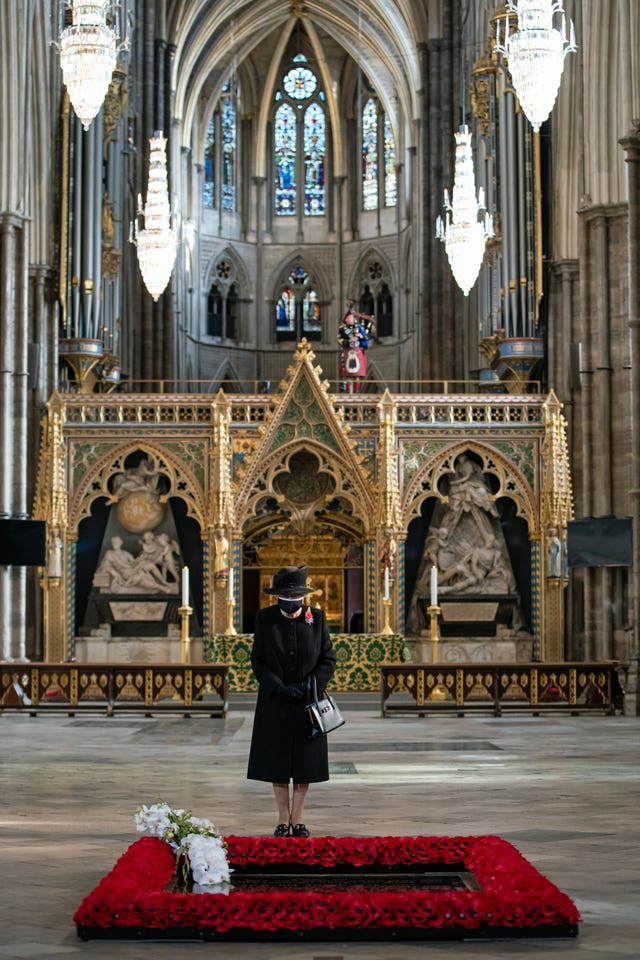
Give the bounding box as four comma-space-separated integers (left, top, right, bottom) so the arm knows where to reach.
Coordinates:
33, 341, 573, 671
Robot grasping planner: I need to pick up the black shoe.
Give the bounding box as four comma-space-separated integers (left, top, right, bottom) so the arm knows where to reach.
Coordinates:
291, 823, 310, 838
274, 823, 290, 837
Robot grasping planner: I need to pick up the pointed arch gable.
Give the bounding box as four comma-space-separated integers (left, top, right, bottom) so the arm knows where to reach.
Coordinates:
271, 251, 332, 304
236, 437, 373, 536
203, 245, 250, 296
68, 442, 207, 532
207, 357, 244, 392
232, 342, 376, 530
348, 244, 396, 297
401, 440, 538, 534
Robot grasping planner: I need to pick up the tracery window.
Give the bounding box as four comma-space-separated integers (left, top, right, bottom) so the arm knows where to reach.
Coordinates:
358, 259, 394, 337
275, 104, 297, 215
221, 92, 236, 210
207, 258, 240, 339
275, 265, 321, 341
203, 81, 238, 210
383, 115, 397, 207
361, 96, 397, 211
362, 98, 378, 211
273, 55, 327, 218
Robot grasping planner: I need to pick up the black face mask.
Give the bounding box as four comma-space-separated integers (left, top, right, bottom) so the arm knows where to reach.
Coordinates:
278, 598, 304, 615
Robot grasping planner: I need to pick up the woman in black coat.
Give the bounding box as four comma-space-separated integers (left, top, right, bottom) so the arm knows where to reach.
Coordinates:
247, 565, 336, 838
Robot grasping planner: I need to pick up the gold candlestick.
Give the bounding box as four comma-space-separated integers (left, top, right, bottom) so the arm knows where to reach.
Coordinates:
179, 604, 192, 664
381, 597, 393, 635
226, 597, 237, 636
427, 604, 441, 662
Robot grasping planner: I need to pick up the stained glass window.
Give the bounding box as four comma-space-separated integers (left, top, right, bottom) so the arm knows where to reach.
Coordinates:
203, 117, 215, 208
203, 79, 238, 211
303, 288, 321, 334
275, 265, 321, 341
274, 55, 328, 218
275, 103, 297, 215
304, 103, 325, 215
275, 287, 296, 332
362, 97, 397, 211
283, 66, 317, 100
222, 95, 236, 210
384, 114, 397, 207
362, 98, 378, 211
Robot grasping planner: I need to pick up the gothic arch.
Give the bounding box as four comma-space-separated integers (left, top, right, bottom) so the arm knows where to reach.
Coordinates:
348, 245, 396, 299
401, 440, 538, 534
341, 58, 404, 156
68, 442, 207, 532
233, 438, 374, 538
271, 251, 333, 306
203, 245, 250, 297
172, 1, 422, 164
234, 438, 375, 539
207, 357, 244, 392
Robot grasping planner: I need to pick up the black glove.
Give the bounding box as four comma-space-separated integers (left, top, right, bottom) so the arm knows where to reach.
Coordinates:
276, 682, 306, 702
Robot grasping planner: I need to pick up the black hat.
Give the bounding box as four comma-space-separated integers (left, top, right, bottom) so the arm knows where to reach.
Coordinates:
263, 565, 313, 598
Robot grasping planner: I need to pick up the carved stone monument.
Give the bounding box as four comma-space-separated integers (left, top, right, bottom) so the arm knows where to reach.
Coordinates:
407, 453, 530, 662
77, 453, 198, 662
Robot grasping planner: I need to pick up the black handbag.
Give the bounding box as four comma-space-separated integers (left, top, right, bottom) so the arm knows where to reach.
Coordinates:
306, 675, 345, 739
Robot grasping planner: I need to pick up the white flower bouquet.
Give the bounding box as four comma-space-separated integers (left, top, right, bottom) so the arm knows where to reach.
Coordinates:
134, 802, 232, 889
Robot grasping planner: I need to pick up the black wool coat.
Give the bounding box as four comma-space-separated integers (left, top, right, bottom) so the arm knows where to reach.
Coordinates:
247, 604, 336, 784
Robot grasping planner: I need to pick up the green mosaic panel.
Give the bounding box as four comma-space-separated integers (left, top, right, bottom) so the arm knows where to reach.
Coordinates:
491, 440, 535, 487
268, 379, 340, 455
204, 634, 411, 692
401, 440, 451, 485
71, 442, 117, 488
162, 440, 208, 486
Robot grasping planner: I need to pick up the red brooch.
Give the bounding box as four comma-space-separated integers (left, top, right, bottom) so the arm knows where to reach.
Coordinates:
304, 608, 314, 625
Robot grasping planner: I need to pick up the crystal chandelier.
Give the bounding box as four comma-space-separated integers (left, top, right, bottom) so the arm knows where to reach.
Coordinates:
58, 0, 123, 131
130, 132, 177, 301
496, 1, 577, 133
436, 125, 494, 297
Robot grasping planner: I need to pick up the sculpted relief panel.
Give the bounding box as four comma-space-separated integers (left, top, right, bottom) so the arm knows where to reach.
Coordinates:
407, 453, 520, 635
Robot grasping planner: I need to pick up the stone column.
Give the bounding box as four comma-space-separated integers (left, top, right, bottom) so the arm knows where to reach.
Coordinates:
0, 215, 17, 659
419, 0, 462, 382
620, 123, 640, 715
0, 212, 28, 660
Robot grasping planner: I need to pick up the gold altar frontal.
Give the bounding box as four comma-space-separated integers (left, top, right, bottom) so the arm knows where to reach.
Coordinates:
33, 340, 572, 673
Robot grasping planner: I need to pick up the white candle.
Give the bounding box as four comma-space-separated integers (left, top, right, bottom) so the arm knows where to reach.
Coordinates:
228, 567, 234, 600
384, 566, 390, 601
430, 565, 438, 607
181, 566, 189, 606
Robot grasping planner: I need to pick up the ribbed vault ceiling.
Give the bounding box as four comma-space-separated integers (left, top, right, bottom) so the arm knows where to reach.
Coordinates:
167, 0, 431, 162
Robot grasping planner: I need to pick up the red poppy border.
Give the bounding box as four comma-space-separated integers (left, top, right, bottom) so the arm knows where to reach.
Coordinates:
74, 834, 580, 941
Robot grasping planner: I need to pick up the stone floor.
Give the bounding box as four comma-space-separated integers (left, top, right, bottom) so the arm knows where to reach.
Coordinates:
1, 696, 639, 959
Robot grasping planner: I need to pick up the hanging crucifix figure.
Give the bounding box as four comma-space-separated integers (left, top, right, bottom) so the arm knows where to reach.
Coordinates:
337, 299, 376, 391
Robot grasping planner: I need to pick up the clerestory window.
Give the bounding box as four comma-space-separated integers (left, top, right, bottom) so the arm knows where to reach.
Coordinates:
361, 96, 397, 211
203, 81, 238, 211
273, 55, 327, 218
